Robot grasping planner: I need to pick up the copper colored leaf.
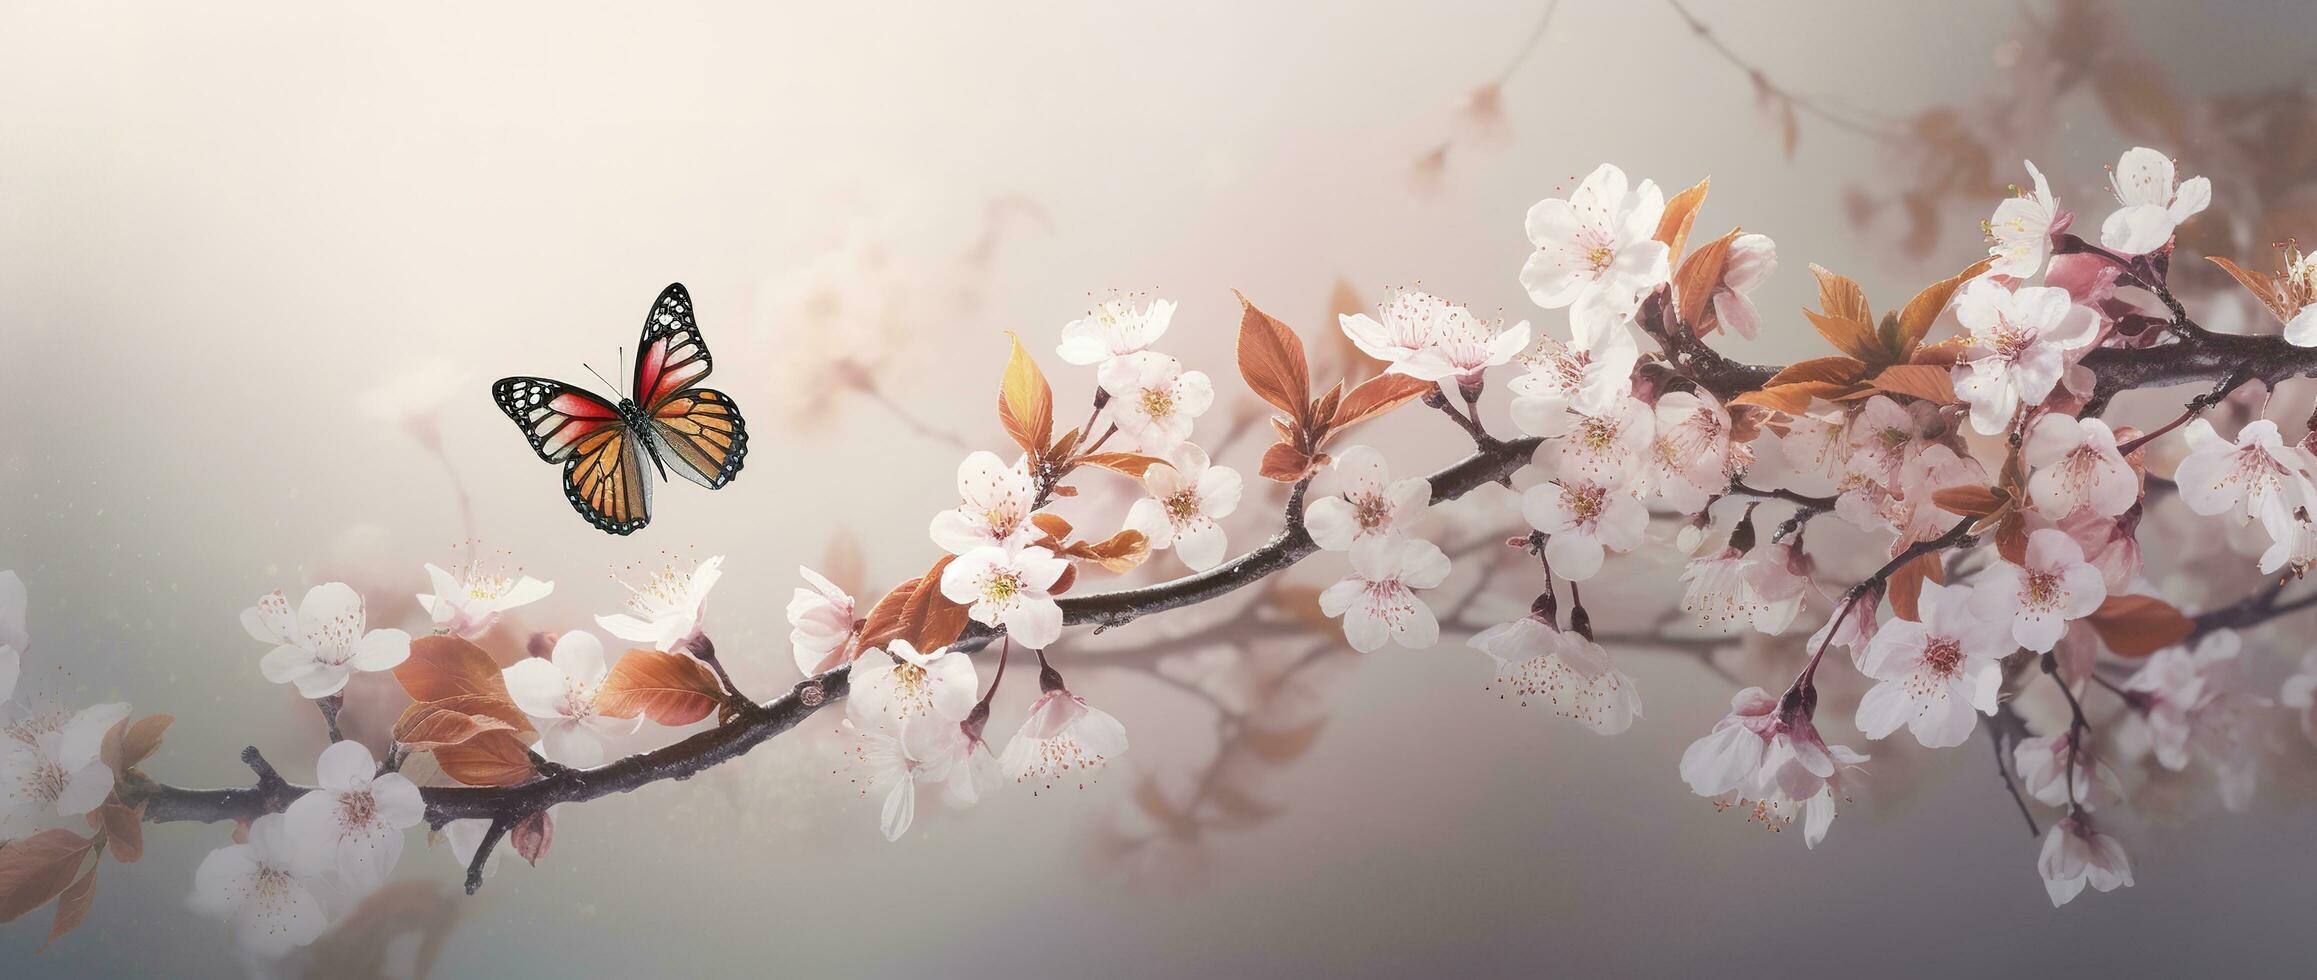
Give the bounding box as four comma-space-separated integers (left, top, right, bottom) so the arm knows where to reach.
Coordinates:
1064, 530, 1151, 573
434, 730, 535, 787
1885, 552, 1945, 622
100, 713, 171, 773
394, 700, 520, 751
1328, 372, 1433, 437
2208, 256, 2292, 323
1870, 364, 1959, 404
858, 579, 922, 650
1234, 291, 1313, 425
1762, 356, 1869, 388
1258, 442, 1316, 483
1654, 176, 1710, 261
1895, 257, 1993, 354
396, 635, 515, 706
598, 649, 725, 726
1674, 228, 1739, 330
0, 829, 94, 923
1241, 720, 1327, 764
1050, 563, 1079, 596
511, 809, 555, 867
1030, 512, 1073, 542
92, 801, 143, 864
1806, 264, 1881, 361
895, 555, 973, 651
1731, 380, 1855, 415
1803, 310, 1882, 364
2086, 595, 2193, 657
1931, 485, 2005, 519
40, 861, 97, 952
1078, 452, 1168, 479
997, 332, 1054, 457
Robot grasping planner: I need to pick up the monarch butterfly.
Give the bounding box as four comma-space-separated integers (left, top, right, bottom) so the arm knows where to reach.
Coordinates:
492, 283, 748, 535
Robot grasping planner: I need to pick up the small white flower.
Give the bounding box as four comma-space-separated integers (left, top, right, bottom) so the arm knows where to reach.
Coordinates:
847, 639, 977, 730
2173, 419, 2316, 539
2038, 815, 2134, 907
2099, 146, 2210, 255
1708, 233, 1778, 339
1056, 296, 1174, 369
928, 451, 1037, 555
1507, 325, 1639, 433
283, 740, 424, 888
1642, 390, 1735, 514
1098, 352, 1215, 452
845, 718, 976, 841
1304, 445, 1431, 552
787, 566, 858, 677
939, 542, 1070, 649
1986, 160, 2065, 279
1521, 163, 1671, 335
2013, 732, 2121, 811
1969, 528, 2108, 653
1530, 394, 1654, 480
1855, 581, 2012, 748
1124, 443, 1243, 571
190, 814, 331, 959
1467, 617, 1641, 734
1677, 687, 1867, 849
1950, 278, 2099, 435
2120, 630, 2272, 811
244, 583, 411, 699
1318, 537, 1453, 652
415, 560, 552, 640
1679, 540, 1808, 636
1522, 470, 1647, 582
0, 701, 128, 837
596, 555, 724, 652
2023, 414, 2138, 518
502, 631, 642, 767
1341, 290, 1531, 384
2280, 247, 2317, 347
998, 670, 1129, 788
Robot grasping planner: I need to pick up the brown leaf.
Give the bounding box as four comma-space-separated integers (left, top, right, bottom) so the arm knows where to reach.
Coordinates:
1654, 176, 1710, 261
91, 801, 143, 864
2087, 594, 2193, 657
896, 555, 972, 651
1803, 310, 1882, 364
510, 809, 555, 867
393, 699, 521, 752
0, 829, 95, 923
858, 579, 922, 651
1931, 485, 2005, 519
1234, 291, 1313, 425
1258, 442, 1316, 483
396, 635, 517, 706
1762, 356, 1869, 388
1731, 380, 1855, 415
433, 730, 536, 787
1327, 372, 1434, 437
1077, 452, 1168, 479
1050, 564, 1079, 596
1895, 257, 1993, 355
597, 649, 725, 726
1030, 512, 1073, 543
1885, 553, 1946, 622
40, 861, 97, 952
997, 332, 1054, 458
100, 714, 171, 774
1807, 264, 1881, 361
2208, 256, 2292, 324
1064, 529, 1152, 574
1869, 364, 1959, 404
1674, 229, 1739, 330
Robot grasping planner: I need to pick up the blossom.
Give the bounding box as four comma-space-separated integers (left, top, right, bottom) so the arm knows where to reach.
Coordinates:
1679, 540, 1808, 635
0, 701, 128, 837
1530, 394, 1654, 480
848, 639, 977, 729
1318, 537, 1453, 652
1521, 162, 1671, 335
1677, 686, 1868, 848
2120, 631, 2272, 811
1642, 390, 1735, 513
415, 560, 552, 640
244, 583, 411, 699
2279, 246, 2317, 347
1707, 233, 1777, 339
998, 665, 1129, 788
928, 451, 1037, 555
1855, 581, 2011, 748
846, 717, 987, 840
190, 814, 331, 958
1304, 445, 1431, 552
2280, 651, 2317, 744
2023, 414, 2137, 518
596, 555, 723, 652
1123, 443, 1243, 571
940, 541, 1070, 649
2173, 419, 2315, 538
2013, 732, 2121, 811
1986, 159, 2066, 279
1056, 296, 1174, 368
502, 631, 641, 767
1467, 617, 1641, 734
1969, 528, 2108, 652
1507, 322, 1639, 431
787, 566, 858, 676
1522, 470, 1646, 582
283, 740, 423, 887
1949, 278, 2099, 435
2038, 816, 2134, 907
1098, 352, 1214, 452
1341, 290, 1531, 384
2099, 146, 2210, 255
0, 569, 22, 703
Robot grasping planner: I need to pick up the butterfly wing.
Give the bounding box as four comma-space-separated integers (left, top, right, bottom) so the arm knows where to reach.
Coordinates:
492, 376, 653, 533
632, 283, 713, 408
632, 282, 748, 489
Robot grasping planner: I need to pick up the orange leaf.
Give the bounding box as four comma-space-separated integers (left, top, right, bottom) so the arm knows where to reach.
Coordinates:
100, 713, 171, 773
1931, 485, 2005, 519
1885, 552, 1946, 622
393, 699, 520, 751
396, 635, 516, 706
1807, 264, 1882, 362
91, 801, 143, 864
1811, 263, 1874, 324
1258, 442, 1316, 483
1654, 176, 1710, 262
904, 555, 974, 650
1328, 372, 1434, 436
40, 861, 97, 952
2207, 256, 2292, 324
597, 649, 726, 726
1895, 257, 1993, 355
1762, 356, 1869, 388
1234, 291, 1313, 425
434, 730, 537, 787
997, 332, 1054, 458
1063, 529, 1151, 573
1030, 512, 1073, 543
858, 579, 922, 650
1077, 452, 1168, 479
2086, 594, 2194, 657
1870, 364, 1959, 404
0, 829, 95, 924
1674, 228, 1739, 330
1731, 380, 1855, 415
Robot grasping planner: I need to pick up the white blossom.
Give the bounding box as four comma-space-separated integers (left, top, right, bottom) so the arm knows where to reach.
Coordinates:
415, 561, 552, 640
283, 740, 423, 888
929, 451, 1037, 556
244, 584, 411, 700
596, 555, 723, 652
1123, 443, 1243, 571
787, 566, 857, 677
1318, 537, 1453, 652
1986, 159, 2065, 279
1521, 163, 1671, 336
2099, 146, 2210, 255
940, 542, 1070, 649
502, 631, 641, 768
1099, 352, 1214, 453
1303, 445, 1431, 552
1056, 296, 1174, 369
190, 814, 332, 959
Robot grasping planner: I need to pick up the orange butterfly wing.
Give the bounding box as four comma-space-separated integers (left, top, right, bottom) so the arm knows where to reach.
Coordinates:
563, 424, 654, 535
633, 283, 748, 489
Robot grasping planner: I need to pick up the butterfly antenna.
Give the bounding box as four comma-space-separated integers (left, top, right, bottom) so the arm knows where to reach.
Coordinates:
582, 361, 620, 399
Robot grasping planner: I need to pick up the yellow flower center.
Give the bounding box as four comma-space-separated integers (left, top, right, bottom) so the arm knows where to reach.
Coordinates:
1140, 387, 1175, 419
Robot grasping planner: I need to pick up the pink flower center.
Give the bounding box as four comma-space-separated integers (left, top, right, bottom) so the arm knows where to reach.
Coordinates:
1922, 637, 1965, 678
1164, 489, 1201, 524
1350, 491, 1392, 530
2024, 569, 2063, 609
337, 790, 377, 830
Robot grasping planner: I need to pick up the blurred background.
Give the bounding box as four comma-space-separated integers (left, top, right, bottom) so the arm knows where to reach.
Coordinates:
6, 1, 2317, 976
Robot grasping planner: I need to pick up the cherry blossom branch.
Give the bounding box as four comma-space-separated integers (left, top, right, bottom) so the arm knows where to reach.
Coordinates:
1987, 707, 2041, 838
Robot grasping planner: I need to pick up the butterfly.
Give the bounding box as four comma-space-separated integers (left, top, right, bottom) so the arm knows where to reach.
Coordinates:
492, 283, 748, 535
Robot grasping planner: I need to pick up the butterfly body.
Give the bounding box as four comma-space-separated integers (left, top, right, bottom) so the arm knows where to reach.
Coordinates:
493, 283, 747, 535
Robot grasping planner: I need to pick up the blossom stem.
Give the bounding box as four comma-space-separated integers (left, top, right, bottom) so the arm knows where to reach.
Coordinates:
1987, 709, 2040, 838
2114, 368, 2253, 455
315, 694, 346, 743
1791, 517, 1977, 694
